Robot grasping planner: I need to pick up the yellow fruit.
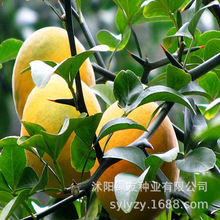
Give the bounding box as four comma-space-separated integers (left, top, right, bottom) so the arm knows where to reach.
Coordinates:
91, 102, 179, 220
13, 26, 95, 118
21, 74, 100, 197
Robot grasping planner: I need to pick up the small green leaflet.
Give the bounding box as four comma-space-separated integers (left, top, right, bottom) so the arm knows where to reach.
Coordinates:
0, 38, 22, 65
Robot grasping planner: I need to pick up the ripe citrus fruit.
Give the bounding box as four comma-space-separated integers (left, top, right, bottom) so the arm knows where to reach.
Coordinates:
13, 26, 95, 118
21, 74, 101, 197
91, 102, 179, 219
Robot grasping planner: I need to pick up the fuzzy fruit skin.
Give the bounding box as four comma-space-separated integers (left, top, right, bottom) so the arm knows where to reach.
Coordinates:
90, 102, 179, 220
13, 26, 95, 118
21, 74, 100, 197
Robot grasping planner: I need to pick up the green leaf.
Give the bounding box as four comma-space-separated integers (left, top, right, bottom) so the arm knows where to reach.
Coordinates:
91, 84, 116, 106
21, 121, 46, 136
0, 191, 14, 204
175, 147, 216, 173
30, 60, 56, 89
15, 167, 39, 191
71, 114, 102, 172
0, 38, 22, 64
41, 116, 86, 161
113, 0, 143, 22
30, 45, 109, 88
0, 171, 11, 192
86, 192, 100, 220
166, 65, 191, 90
151, 147, 179, 162
18, 134, 48, 158
114, 168, 150, 213
194, 116, 220, 140
147, 72, 166, 86
75, 114, 102, 148
0, 136, 19, 149
104, 146, 147, 171
144, 156, 163, 182
163, 27, 178, 51
168, 0, 185, 13
116, 8, 129, 34
195, 30, 220, 58
97, 117, 146, 141
180, 82, 213, 101
204, 39, 220, 70
143, 0, 185, 19
183, 99, 207, 153
191, 175, 220, 217
128, 85, 195, 114
31, 165, 49, 194
0, 189, 30, 220
163, 23, 193, 49
145, 147, 178, 182
200, 104, 220, 120
113, 70, 144, 112
97, 30, 130, 51
206, 100, 220, 114
70, 136, 96, 172
143, 0, 170, 18
198, 72, 220, 99
188, 0, 219, 37
0, 145, 26, 190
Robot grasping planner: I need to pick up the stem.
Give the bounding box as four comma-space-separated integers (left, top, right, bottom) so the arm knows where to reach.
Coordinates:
172, 123, 184, 143
107, 40, 122, 70
183, 38, 194, 68
39, 157, 62, 187
70, 6, 106, 68
141, 68, 150, 84
53, 160, 65, 191
63, 0, 103, 162
130, 25, 142, 58
68, 84, 79, 110
189, 52, 220, 80
170, 12, 178, 30
143, 102, 174, 141
92, 63, 116, 81
22, 201, 37, 219
64, 0, 87, 114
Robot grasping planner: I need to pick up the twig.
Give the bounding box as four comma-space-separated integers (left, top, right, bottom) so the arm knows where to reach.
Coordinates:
92, 63, 116, 81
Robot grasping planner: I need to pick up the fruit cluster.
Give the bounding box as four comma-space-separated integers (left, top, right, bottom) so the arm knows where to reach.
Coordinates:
13, 26, 179, 219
